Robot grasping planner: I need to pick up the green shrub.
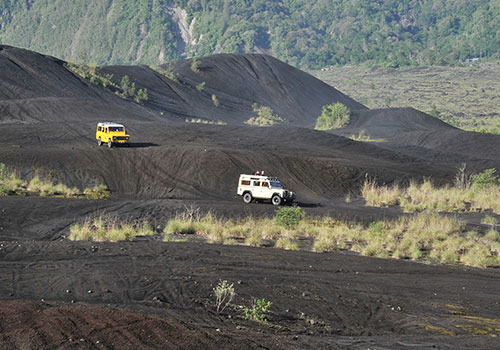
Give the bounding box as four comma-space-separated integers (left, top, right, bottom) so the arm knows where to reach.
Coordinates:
150, 65, 178, 82
191, 58, 200, 73
275, 206, 304, 229
314, 102, 350, 130
196, 81, 206, 91
244, 298, 272, 322
471, 168, 499, 190
245, 104, 286, 126
212, 94, 219, 106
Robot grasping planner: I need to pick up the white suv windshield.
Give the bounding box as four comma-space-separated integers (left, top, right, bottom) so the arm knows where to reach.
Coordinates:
270, 181, 282, 188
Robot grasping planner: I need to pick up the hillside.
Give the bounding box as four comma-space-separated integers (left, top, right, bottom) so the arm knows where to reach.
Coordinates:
312, 63, 500, 134
2, 45, 500, 350
0, 0, 498, 68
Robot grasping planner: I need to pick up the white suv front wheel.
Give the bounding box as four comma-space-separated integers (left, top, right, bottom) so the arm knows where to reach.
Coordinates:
271, 195, 282, 206
243, 192, 253, 204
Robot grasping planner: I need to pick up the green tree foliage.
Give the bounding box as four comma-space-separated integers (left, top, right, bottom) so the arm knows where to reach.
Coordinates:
315, 103, 350, 130
0, 0, 498, 68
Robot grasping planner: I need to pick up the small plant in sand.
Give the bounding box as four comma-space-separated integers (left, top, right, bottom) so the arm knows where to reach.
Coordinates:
196, 81, 206, 91
212, 94, 220, 107
244, 298, 272, 322
349, 129, 386, 142
314, 102, 350, 130
190, 57, 201, 73
245, 104, 286, 127
150, 65, 179, 82
213, 280, 235, 313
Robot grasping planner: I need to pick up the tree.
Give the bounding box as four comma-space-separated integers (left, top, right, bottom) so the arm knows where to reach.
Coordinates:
315, 102, 351, 130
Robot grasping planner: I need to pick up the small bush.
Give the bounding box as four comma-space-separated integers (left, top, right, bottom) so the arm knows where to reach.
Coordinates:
275, 207, 305, 229
150, 65, 178, 82
471, 168, 499, 190
196, 81, 206, 91
213, 280, 235, 313
212, 94, 219, 107
191, 58, 200, 73
244, 298, 272, 322
245, 104, 286, 127
315, 102, 350, 130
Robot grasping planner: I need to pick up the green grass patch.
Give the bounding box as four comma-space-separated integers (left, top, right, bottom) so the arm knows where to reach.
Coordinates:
0, 163, 109, 199
68, 215, 153, 242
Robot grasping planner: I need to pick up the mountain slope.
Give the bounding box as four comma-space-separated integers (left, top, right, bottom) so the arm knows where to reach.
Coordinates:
0, 0, 498, 68
0, 45, 365, 126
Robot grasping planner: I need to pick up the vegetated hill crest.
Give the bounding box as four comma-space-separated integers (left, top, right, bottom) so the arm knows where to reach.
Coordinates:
0, 45, 365, 126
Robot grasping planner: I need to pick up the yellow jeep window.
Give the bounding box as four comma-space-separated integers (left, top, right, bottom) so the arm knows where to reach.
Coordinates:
98, 127, 101, 131
105, 128, 108, 133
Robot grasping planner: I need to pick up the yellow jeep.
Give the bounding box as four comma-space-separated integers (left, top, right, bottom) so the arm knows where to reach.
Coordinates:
96, 122, 130, 148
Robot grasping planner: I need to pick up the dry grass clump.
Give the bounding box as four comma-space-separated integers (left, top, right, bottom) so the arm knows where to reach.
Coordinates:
361, 178, 401, 207
69, 215, 153, 242
185, 118, 227, 125
361, 176, 500, 214
162, 206, 500, 268
0, 163, 109, 199
349, 129, 387, 142
311, 212, 500, 267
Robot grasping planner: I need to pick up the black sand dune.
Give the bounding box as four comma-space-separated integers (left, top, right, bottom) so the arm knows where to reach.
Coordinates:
102, 53, 367, 126
332, 107, 500, 168
1, 45, 500, 349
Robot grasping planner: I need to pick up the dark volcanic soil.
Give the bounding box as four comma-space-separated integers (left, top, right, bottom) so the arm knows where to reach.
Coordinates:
1, 240, 500, 350
1, 45, 500, 349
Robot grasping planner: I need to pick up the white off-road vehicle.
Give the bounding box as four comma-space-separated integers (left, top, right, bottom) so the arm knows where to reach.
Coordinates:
237, 174, 295, 205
